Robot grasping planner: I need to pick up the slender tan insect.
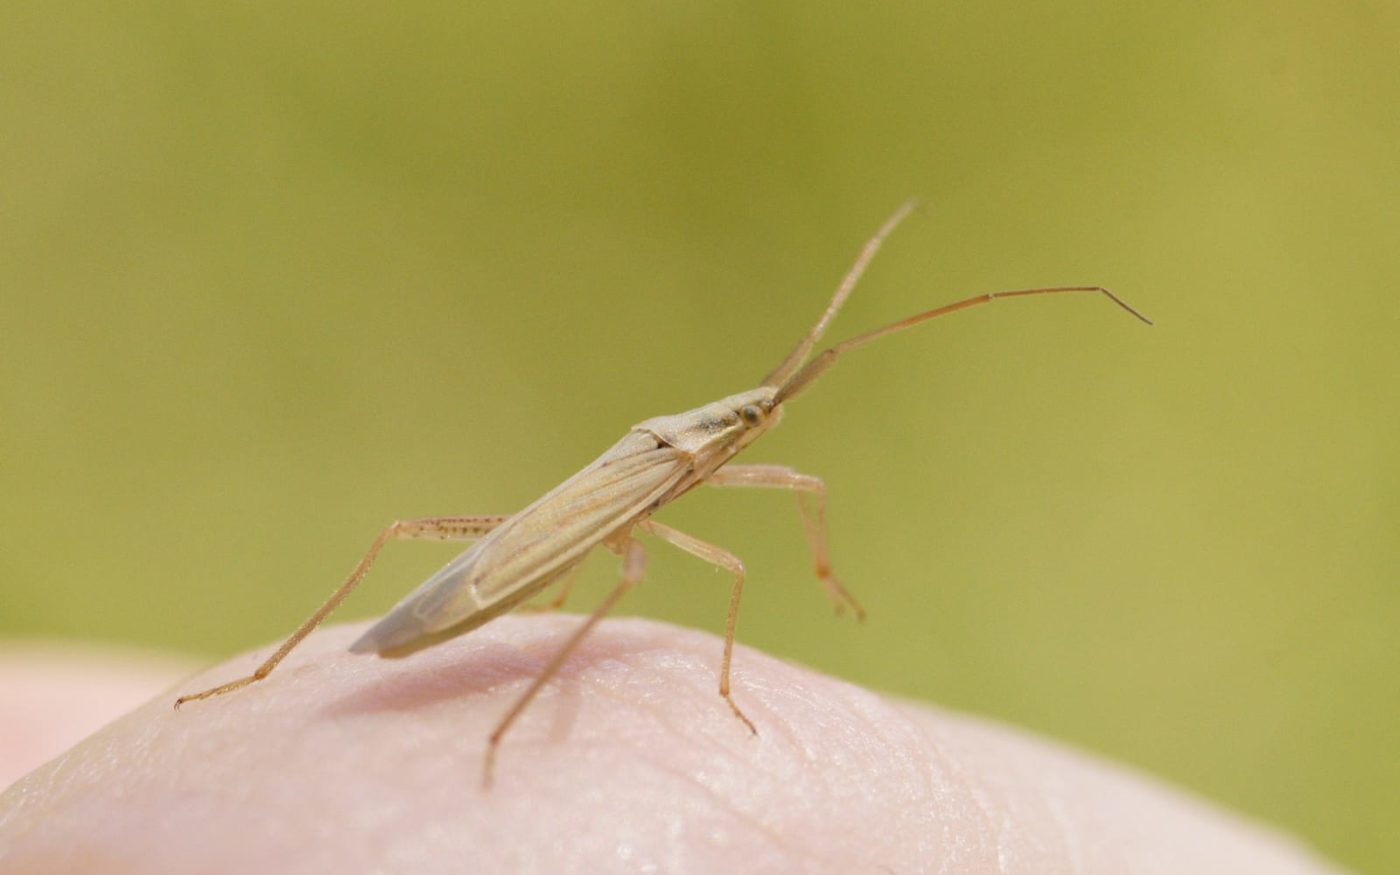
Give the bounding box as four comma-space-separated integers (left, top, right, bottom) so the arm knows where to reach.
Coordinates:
175, 201, 1151, 781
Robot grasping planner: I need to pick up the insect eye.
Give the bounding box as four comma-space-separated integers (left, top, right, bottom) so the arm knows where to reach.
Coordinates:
739, 404, 764, 426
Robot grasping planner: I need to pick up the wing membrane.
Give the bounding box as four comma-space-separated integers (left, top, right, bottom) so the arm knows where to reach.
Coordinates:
351, 431, 688, 653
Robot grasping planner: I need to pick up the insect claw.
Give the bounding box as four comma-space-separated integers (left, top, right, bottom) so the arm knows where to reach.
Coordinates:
726, 697, 758, 736
818, 570, 865, 621
832, 598, 867, 622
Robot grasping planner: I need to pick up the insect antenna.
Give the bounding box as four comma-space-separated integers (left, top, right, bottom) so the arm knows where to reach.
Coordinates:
772, 285, 1152, 405
762, 199, 922, 389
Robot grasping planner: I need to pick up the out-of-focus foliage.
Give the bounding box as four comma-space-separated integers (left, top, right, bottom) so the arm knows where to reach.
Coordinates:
3, 2, 1396, 870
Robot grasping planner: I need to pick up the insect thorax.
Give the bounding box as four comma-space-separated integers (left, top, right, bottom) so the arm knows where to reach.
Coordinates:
633, 387, 781, 457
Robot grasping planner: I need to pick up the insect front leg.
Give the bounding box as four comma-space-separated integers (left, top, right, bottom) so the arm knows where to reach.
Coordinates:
637, 519, 757, 735
706, 464, 865, 619
485, 537, 647, 788
174, 514, 508, 708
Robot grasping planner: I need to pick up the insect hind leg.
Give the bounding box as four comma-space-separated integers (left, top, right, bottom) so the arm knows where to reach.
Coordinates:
173, 514, 507, 708
484, 537, 647, 788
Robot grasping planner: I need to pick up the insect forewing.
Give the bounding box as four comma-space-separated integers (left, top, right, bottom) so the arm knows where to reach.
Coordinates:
350, 431, 688, 654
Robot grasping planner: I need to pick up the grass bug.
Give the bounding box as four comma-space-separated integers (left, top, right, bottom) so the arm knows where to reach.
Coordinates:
175, 201, 1151, 781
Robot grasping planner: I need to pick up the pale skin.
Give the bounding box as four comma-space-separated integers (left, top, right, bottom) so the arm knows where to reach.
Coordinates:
171, 202, 1154, 782
0, 621, 1350, 874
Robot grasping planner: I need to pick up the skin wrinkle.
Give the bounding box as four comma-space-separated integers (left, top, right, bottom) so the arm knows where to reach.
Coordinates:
564, 647, 758, 768
540, 632, 905, 870
974, 731, 1045, 871
965, 718, 1045, 871
626, 748, 807, 868
719, 657, 972, 870
766, 677, 837, 748
585, 751, 789, 875
857, 698, 945, 866
597, 661, 820, 866
908, 708, 998, 874
821, 696, 912, 860
962, 755, 1016, 872
933, 716, 1043, 873
899, 712, 949, 866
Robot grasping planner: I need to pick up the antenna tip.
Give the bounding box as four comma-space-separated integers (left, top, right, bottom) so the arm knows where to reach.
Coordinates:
1097, 287, 1154, 325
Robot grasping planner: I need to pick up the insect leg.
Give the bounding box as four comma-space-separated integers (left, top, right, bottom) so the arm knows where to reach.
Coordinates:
174, 514, 508, 708
484, 537, 647, 787
636, 519, 757, 735
522, 561, 584, 613
706, 465, 865, 619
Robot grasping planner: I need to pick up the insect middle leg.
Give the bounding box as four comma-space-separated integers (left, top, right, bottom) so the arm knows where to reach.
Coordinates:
485, 537, 647, 787
174, 514, 507, 708
637, 519, 757, 735
705, 464, 865, 618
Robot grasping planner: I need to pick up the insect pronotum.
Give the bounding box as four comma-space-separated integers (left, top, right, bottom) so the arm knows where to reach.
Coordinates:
175, 201, 1152, 782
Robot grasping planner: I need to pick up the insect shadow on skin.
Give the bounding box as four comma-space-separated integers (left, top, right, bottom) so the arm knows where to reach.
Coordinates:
321, 618, 701, 748
174, 200, 1152, 786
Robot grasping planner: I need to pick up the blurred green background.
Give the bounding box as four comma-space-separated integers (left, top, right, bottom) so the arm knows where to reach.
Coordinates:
3, 1, 1397, 870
